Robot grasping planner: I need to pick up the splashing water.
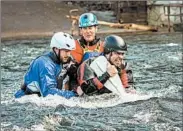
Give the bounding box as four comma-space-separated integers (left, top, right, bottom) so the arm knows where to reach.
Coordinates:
1, 33, 182, 131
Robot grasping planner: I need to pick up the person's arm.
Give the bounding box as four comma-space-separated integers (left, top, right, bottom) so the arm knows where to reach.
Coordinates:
38, 61, 76, 99
77, 62, 111, 95
120, 62, 136, 93
81, 72, 110, 95
77, 61, 117, 95
120, 69, 129, 88
121, 61, 134, 85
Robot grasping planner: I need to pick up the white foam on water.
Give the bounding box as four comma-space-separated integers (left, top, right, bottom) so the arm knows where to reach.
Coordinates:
168, 56, 180, 61
11, 94, 121, 108
152, 123, 182, 131
133, 111, 152, 123
168, 52, 182, 61
1, 122, 12, 127
119, 93, 152, 103
166, 43, 179, 46
31, 124, 45, 131
2, 84, 180, 109
148, 84, 182, 98
143, 63, 154, 69
7, 92, 151, 109
123, 111, 153, 124
12, 124, 45, 131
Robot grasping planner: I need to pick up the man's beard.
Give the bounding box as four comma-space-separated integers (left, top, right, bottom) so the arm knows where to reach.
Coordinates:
60, 56, 71, 64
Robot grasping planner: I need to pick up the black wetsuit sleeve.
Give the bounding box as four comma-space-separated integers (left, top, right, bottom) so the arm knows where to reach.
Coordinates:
78, 58, 111, 95
98, 72, 110, 84
80, 72, 110, 95
80, 81, 98, 95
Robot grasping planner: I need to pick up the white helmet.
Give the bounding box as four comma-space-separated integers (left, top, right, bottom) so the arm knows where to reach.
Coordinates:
50, 32, 75, 50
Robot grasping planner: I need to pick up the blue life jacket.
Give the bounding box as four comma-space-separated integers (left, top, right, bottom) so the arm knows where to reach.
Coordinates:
82, 52, 103, 62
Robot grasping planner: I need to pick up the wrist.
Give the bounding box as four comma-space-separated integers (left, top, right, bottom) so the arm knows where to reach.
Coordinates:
98, 72, 110, 84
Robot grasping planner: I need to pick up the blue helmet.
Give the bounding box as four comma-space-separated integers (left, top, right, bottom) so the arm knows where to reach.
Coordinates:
79, 13, 98, 28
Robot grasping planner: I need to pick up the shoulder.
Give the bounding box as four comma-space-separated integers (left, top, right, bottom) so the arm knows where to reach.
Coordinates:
74, 39, 83, 48
34, 53, 59, 70
35, 54, 50, 64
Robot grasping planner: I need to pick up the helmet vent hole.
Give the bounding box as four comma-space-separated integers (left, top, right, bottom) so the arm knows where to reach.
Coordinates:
84, 15, 88, 19
64, 34, 67, 37
66, 44, 70, 47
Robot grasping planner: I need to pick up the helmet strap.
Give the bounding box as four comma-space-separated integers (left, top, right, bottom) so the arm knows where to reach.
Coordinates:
53, 48, 61, 64
58, 50, 61, 63
108, 52, 114, 66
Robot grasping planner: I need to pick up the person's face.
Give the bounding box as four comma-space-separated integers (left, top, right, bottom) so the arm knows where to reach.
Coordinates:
80, 26, 97, 42
55, 49, 71, 64
110, 52, 125, 68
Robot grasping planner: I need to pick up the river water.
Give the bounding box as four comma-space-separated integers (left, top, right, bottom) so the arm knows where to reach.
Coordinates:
1, 33, 182, 131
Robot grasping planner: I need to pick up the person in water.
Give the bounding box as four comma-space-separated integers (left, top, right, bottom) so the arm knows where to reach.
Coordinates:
14, 32, 77, 99
67, 12, 105, 91
76, 35, 135, 96
71, 12, 104, 64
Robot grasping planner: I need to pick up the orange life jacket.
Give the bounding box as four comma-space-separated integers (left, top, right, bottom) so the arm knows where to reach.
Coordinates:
71, 39, 104, 64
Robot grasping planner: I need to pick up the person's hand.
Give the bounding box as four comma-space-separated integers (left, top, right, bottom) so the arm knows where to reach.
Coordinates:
106, 63, 118, 77
125, 88, 136, 94
76, 86, 84, 96
66, 60, 79, 76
